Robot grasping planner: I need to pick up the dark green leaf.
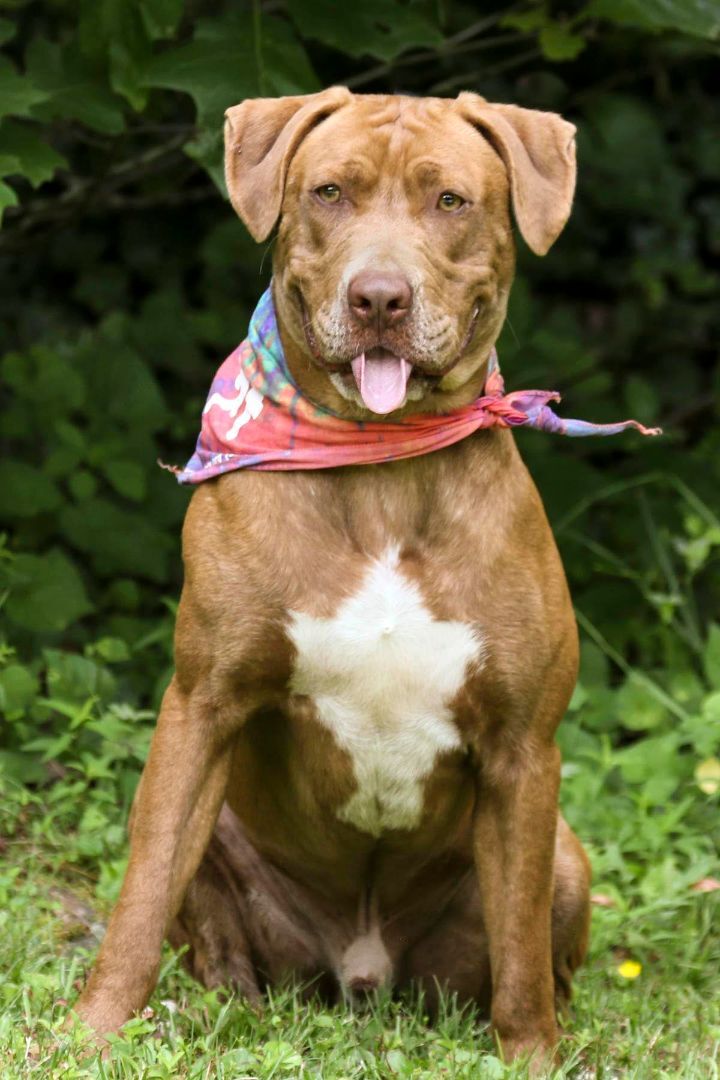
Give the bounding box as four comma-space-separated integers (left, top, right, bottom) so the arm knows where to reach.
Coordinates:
5, 550, 93, 632
539, 24, 587, 60
623, 376, 661, 425
91, 637, 131, 663
142, 17, 254, 126
578, 95, 687, 218
0, 462, 62, 519
0, 663, 39, 715
615, 732, 684, 802
101, 460, 147, 501
25, 38, 126, 134
183, 126, 224, 191
0, 16, 15, 44
60, 498, 172, 582
0, 119, 67, 186
82, 334, 167, 431
140, 0, 184, 39
0, 56, 47, 119
262, 16, 323, 96
1, 346, 86, 417
285, 0, 443, 60
0, 151, 19, 173
586, 0, 720, 40
44, 648, 116, 702
616, 679, 667, 731
0, 750, 47, 784
78, 0, 150, 110
68, 471, 99, 502
703, 624, 720, 688
502, 9, 548, 32
0, 177, 17, 220
143, 13, 318, 130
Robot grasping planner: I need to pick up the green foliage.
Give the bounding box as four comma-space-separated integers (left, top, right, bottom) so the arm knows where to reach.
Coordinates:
3, 549, 92, 632
285, 0, 443, 61
587, 0, 720, 40
0, 3, 718, 1072
0, 635, 152, 873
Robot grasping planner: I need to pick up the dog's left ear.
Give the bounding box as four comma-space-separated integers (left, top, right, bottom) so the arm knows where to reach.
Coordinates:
224, 86, 352, 242
456, 93, 576, 256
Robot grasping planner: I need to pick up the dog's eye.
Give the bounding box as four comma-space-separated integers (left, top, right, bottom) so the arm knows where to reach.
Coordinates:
438, 191, 465, 212
315, 184, 341, 203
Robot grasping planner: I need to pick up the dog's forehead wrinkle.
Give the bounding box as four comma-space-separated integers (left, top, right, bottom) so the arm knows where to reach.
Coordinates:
408, 158, 443, 185
357, 95, 409, 127
327, 156, 379, 188
311, 107, 452, 181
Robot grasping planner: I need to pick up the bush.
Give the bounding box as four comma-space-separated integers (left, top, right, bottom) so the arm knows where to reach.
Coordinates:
0, 0, 718, 914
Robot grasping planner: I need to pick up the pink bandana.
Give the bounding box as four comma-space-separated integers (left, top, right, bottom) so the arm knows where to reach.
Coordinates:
171, 287, 661, 484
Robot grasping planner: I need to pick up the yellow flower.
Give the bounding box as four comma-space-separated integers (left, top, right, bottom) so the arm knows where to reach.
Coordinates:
695, 757, 720, 795
617, 960, 642, 980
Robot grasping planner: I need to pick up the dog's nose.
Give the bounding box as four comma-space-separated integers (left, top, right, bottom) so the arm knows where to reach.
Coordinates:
347, 271, 412, 329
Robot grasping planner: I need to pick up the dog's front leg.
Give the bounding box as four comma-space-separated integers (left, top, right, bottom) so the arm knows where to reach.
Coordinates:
474, 739, 561, 1071
74, 676, 238, 1035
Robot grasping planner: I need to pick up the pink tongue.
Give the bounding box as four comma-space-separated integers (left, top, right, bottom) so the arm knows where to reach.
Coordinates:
350, 353, 411, 414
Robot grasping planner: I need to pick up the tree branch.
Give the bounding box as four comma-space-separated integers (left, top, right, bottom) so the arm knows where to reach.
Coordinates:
344, 7, 521, 90
0, 133, 204, 251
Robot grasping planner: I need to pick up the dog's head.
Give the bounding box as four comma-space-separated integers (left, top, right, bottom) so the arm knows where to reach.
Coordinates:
225, 89, 576, 417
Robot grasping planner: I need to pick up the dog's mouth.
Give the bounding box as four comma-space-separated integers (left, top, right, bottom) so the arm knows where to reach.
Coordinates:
301, 298, 480, 416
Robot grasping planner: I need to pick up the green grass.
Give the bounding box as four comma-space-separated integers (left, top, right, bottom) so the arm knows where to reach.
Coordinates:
1, 797, 718, 1080
2, 554, 719, 1078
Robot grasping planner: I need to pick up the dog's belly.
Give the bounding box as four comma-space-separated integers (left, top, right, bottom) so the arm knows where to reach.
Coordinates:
287, 547, 485, 837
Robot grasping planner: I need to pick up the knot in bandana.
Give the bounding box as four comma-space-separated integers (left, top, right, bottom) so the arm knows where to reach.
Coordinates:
170, 287, 660, 484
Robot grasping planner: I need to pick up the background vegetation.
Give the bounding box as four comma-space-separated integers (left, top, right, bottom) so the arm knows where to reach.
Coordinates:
1, 0, 719, 1076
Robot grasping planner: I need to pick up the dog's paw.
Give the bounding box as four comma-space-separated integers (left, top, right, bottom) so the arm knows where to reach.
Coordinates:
495, 1027, 560, 1076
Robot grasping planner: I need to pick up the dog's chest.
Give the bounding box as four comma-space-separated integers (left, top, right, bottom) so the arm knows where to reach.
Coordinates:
288, 549, 484, 836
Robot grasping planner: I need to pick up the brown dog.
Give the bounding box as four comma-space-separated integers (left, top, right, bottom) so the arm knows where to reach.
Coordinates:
75, 88, 591, 1069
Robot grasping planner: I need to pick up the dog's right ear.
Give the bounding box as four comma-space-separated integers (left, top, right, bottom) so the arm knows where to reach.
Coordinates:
224, 86, 352, 242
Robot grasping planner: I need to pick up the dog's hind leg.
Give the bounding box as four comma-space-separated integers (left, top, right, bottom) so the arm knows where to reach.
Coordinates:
398, 869, 492, 1014
551, 815, 591, 1010
400, 815, 590, 1018
170, 803, 335, 1000
168, 830, 262, 1003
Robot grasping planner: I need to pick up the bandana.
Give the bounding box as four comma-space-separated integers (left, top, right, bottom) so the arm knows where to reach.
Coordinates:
171, 287, 660, 484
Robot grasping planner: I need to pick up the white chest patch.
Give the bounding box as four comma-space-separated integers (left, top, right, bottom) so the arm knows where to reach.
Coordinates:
288, 549, 485, 836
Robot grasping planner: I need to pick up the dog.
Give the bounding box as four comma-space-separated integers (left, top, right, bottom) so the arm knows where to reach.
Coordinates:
75, 88, 592, 1070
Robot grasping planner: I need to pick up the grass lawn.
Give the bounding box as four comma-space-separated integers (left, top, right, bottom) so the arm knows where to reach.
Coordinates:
1, 767, 718, 1080
2, 624, 719, 1079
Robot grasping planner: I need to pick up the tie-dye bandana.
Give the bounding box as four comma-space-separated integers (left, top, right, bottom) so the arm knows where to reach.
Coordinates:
171, 287, 660, 484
